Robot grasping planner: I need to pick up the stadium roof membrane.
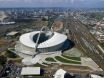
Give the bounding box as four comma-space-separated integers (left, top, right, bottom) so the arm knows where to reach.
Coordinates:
20, 31, 67, 48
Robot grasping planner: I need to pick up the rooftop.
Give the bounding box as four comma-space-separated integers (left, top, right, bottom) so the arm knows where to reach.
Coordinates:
7, 31, 18, 36
54, 69, 66, 78
21, 67, 40, 75
90, 74, 102, 78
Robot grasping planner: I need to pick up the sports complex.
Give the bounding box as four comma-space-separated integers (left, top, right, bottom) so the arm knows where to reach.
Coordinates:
15, 26, 68, 55
14, 26, 102, 71
15, 26, 71, 65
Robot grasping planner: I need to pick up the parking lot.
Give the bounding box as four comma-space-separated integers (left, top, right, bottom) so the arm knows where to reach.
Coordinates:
9, 65, 22, 78
0, 63, 22, 78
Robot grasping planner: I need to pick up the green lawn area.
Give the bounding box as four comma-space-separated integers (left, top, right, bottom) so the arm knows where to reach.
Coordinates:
62, 55, 81, 61
45, 57, 56, 62
11, 59, 22, 63
33, 63, 46, 68
0, 36, 3, 39
0, 65, 2, 70
9, 44, 15, 48
5, 50, 19, 58
59, 65, 92, 70
55, 56, 81, 64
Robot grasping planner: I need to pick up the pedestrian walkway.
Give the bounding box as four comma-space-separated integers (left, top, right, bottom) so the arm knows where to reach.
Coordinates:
63, 48, 82, 57
81, 57, 103, 71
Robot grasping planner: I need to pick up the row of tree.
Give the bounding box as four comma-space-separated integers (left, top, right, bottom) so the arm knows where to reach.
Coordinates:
0, 55, 7, 66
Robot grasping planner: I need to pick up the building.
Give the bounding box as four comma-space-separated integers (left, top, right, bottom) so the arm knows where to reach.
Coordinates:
15, 26, 69, 65
99, 24, 104, 27
21, 67, 40, 76
6, 31, 19, 39
54, 69, 74, 78
59, 15, 65, 19
53, 69, 66, 78
15, 26, 67, 55
43, 16, 48, 20
90, 74, 102, 78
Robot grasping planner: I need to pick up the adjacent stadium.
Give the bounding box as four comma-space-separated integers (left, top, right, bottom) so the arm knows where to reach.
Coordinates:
15, 26, 68, 55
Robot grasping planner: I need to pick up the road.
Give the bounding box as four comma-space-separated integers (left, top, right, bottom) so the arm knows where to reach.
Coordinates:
44, 68, 104, 75
0, 65, 6, 77
0, 41, 14, 54
65, 15, 104, 70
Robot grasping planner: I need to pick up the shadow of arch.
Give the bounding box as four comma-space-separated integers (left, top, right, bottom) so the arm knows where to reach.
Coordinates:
62, 40, 75, 53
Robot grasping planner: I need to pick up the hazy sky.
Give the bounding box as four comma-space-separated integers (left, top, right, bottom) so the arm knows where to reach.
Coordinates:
0, 0, 104, 8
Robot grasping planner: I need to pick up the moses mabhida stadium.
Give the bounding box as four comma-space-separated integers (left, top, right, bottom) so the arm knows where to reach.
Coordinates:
15, 26, 69, 65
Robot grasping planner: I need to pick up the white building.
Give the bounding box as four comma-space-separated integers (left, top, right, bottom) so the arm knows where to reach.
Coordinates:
90, 74, 102, 78
21, 67, 40, 76
15, 26, 68, 65
54, 69, 66, 78
53, 69, 73, 78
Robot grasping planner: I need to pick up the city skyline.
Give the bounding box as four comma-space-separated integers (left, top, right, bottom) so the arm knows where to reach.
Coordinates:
0, 0, 104, 8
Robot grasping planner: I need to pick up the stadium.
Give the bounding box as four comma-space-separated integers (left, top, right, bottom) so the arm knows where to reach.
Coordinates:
15, 26, 68, 56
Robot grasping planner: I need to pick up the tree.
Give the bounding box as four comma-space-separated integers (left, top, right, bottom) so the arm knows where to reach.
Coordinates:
5, 50, 18, 58
0, 55, 7, 66
8, 60, 14, 64
42, 18, 47, 21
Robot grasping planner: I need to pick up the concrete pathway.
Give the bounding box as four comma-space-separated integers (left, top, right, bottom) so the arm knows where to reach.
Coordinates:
11, 48, 103, 71
81, 57, 103, 71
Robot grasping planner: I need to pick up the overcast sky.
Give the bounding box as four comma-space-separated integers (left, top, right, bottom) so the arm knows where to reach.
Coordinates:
0, 0, 104, 8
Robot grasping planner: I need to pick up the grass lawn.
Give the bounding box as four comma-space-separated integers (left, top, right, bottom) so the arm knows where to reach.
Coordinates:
35, 21, 48, 28
59, 65, 92, 70
55, 56, 81, 64
9, 44, 16, 48
0, 36, 2, 39
62, 55, 81, 61
11, 59, 22, 63
33, 63, 46, 68
5, 50, 19, 58
0, 65, 2, 70
45, 57, 56, 62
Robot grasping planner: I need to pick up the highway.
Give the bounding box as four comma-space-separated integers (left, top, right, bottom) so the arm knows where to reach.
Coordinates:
65, 16, 104, 70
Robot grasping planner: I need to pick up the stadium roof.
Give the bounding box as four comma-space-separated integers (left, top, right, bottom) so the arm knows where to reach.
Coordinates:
54, 69, 66, 78
21, 67, 40, 75
20, 31, 67, 48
